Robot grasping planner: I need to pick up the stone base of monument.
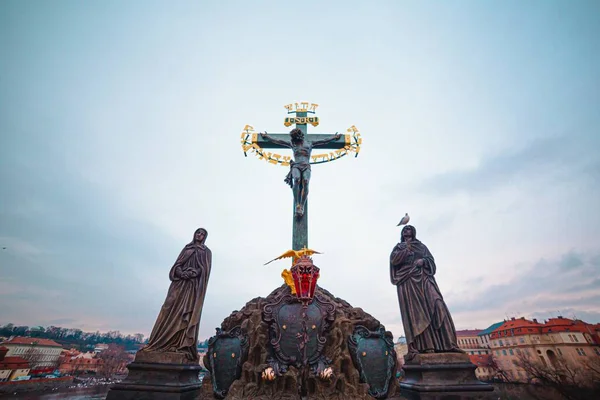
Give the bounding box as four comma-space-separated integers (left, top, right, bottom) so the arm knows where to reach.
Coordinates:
106, 351, 203, 400
399, 353, 494, 400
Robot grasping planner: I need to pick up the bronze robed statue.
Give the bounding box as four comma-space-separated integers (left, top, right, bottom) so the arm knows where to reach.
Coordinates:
390, 225, 461, 360
106, 228, 212, 400
140, 228, 212, 361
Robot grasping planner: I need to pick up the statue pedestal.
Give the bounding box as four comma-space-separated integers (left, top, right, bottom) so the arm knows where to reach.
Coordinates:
106, 351, 203, 400
399, 353, 494, 400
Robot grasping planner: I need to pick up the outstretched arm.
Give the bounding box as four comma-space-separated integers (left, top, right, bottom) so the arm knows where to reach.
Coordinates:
260, 132, 291, 148
312, 132, 342, 147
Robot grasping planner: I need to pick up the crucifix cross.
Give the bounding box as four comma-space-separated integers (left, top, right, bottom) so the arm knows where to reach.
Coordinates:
241, 102, 362, 250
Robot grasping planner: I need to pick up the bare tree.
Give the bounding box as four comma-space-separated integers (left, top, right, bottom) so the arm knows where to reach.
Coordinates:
489, 354, 511, 382
97, 344, 129, 380
582, 356, 600, 393
514, 352, 600, 400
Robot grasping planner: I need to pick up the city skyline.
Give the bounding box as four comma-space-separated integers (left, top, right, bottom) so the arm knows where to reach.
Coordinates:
1, 0, 599, 341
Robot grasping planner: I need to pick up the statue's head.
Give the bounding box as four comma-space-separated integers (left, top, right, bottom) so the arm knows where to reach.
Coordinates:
401, 225, 416, 243
289, 128, 304, 142
194, 228, 208, 244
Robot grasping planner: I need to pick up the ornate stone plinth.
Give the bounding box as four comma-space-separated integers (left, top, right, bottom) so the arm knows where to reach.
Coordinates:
201, 285, 401, 400
106, 351, 203, 400
399, 353, 494, 400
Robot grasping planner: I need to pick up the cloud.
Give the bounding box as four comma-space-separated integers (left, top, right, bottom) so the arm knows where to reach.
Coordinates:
448, 250, 600, 324
559, 251, 585, 270
46, 318, 77, 326
417, 132, 599, 196
0, 137, 182, 334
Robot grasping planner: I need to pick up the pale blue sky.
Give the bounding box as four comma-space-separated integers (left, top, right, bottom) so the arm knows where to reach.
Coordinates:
1, 0, 599, 340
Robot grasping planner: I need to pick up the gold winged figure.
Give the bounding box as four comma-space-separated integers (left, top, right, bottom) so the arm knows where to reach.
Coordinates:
264, 247, 323, 295
263, 247, 323, 265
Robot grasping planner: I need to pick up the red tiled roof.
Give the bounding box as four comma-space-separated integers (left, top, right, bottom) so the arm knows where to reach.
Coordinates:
0, 337, 62, 347
456, 329, 482, 337
469, 354, 493, 367
489, 318, 542, 338
489, 316, 600, 339
0, 346, 8, 351
540, 317, 590, 334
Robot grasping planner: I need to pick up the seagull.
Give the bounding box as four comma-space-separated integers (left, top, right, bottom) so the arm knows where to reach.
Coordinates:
396, 213, 410, 226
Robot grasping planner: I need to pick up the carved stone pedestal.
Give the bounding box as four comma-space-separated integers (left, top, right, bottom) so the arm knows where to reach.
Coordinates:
106, 351, 203, 400
399, 353, 494, 400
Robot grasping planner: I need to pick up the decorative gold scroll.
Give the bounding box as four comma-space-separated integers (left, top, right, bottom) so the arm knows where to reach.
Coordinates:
284, 117, 319, 127
240, 125, 362, 166
284, 102, 319, 113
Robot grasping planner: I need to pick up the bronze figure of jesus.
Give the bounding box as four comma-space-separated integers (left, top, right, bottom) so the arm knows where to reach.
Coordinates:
261, 128, 341, 218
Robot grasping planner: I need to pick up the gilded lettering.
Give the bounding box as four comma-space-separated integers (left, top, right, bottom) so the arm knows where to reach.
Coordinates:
309, 103, 318, 112
284, 104, 293, 112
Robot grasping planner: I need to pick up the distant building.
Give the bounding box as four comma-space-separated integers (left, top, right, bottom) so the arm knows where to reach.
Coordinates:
456, 329, 489, 355
393, 335, 408, 368
468, 354, 494, 382
478, 321, 504, 350
198, 350, 207, 369
59, 351, 102, 375
94, 343, 109, 353
0, 337, 62, 369
489, 316, 600, 383
456, 329, 494, 380
0, 346, 30, 381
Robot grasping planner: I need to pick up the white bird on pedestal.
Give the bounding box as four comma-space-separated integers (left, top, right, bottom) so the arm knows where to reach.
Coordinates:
396, 213, 410, 226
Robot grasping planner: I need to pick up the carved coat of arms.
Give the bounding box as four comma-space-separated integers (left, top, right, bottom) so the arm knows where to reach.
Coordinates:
348, 325, 397, 399
206, 326, 249, 399
262, 291, 335, 376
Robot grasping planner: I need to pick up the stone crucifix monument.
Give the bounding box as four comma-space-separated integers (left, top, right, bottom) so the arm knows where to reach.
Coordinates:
240, 102, 362, 251
199, 104, 404, 400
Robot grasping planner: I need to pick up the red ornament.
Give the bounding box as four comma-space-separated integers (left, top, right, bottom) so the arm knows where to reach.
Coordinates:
290, 255, 320, 305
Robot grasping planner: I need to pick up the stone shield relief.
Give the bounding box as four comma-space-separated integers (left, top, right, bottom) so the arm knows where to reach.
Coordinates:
206, 326, 249, 399
348, 325, 397, 399
262, 291, 336, 375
